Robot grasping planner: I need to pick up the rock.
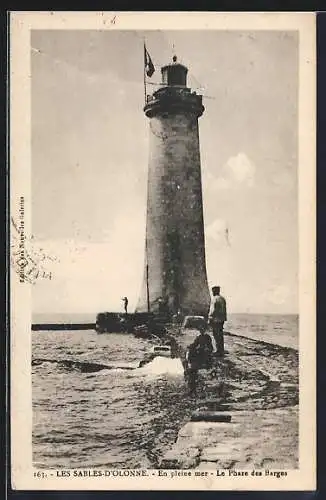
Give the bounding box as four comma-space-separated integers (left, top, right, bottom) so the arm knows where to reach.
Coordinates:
191, 411, 232, 423
197, 400, 231, 411
201, 444, 242, 461
268, 377, 281, 386
182, 316, 206, 329
175, 421, 241, 452
159, 446, 200, 469
195, 461, 217, 470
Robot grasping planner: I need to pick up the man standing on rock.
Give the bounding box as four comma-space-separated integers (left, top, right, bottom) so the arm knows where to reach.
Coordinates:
122, 297, 128, 314
208, 286, 227, 357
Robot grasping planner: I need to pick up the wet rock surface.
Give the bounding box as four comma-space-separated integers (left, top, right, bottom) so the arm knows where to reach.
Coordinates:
159, 327, 299, 469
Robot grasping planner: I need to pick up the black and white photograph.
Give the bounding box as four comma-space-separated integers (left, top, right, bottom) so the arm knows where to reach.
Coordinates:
10, 12, 316, 491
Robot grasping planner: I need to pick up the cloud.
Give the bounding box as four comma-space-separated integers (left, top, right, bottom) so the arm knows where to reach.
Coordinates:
266, 285, 290, 305
228, 153, 255, 185
207, 152, 256, 191
31, 208, 146, 313
271, 170, 295, 191
205, 218, 229, 245
209, 177, 230, 191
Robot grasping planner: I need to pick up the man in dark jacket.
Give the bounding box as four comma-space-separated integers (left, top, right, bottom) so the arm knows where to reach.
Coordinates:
188, 326, 214, 370
208, 286, 227, 357
185, 321, 214, 395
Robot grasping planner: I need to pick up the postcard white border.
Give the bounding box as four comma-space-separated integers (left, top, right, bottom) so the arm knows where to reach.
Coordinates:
10, 11, 316, 491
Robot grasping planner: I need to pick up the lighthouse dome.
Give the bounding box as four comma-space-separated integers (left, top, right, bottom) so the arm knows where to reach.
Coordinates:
161, 56, 188, 87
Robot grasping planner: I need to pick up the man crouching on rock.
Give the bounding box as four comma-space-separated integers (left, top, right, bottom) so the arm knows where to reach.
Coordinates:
185, 320, 213, 396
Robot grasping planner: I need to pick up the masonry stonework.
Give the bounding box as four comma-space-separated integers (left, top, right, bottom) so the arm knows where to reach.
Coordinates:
137, 59, 210, 317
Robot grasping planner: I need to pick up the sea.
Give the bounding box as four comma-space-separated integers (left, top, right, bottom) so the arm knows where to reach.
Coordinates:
32, 313, 298, 469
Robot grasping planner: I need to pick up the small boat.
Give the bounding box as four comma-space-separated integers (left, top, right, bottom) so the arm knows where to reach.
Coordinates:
133, 320, 167, 339
151, 344, 173, 358
95, 312, 129, 334
138, 340, 176, 367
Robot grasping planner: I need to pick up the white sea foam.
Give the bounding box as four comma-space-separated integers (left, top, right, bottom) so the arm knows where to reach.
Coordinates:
136, 356, 184, 377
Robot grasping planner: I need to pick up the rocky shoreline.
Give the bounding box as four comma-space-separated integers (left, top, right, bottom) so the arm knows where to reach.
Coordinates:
158, 329, 299, 470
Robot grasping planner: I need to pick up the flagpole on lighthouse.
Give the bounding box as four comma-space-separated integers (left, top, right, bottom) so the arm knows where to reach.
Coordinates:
144, 42, 155, 105
143, 41, 156, 314
143, 40, 149, 312
143, 42, 147, 105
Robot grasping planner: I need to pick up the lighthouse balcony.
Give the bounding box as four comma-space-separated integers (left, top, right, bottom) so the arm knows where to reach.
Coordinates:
144, 86, 204, 118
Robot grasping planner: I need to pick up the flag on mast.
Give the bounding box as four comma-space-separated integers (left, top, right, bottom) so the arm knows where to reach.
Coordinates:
144, 44, 155, 77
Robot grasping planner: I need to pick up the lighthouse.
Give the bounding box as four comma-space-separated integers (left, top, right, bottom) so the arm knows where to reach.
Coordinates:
137, 56, 210, 317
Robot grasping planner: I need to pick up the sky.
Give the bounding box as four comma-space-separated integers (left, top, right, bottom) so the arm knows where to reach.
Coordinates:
30, 29, 298, 314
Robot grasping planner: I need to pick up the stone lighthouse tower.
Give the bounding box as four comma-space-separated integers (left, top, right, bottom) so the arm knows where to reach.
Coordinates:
137, 56, 210, 317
